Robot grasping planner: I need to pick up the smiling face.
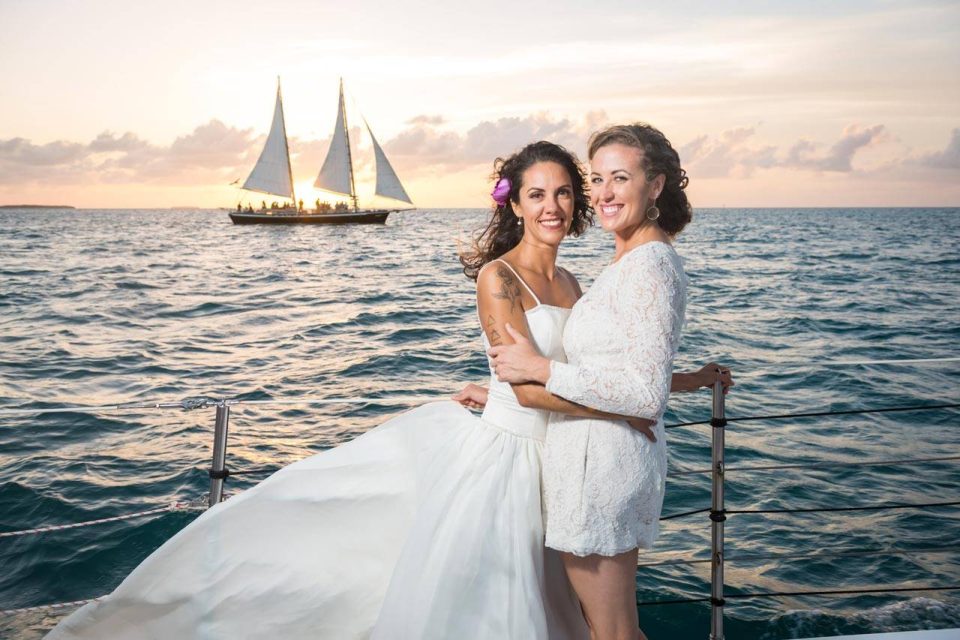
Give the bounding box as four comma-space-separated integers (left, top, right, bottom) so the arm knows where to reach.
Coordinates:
511, 161, 575, 248
590, 143, 665, 237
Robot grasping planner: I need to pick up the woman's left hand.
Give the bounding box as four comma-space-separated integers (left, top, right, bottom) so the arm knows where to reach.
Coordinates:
695, 362, 735, 394
452, 383, 488, 409
486, 324, 551, 384
626, 418, 657, 443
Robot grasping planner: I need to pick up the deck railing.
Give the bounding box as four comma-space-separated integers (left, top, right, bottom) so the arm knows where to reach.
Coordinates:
1, 360, 958, 638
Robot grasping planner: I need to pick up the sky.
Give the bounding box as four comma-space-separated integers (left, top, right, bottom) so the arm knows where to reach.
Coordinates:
1, 0, 958, 208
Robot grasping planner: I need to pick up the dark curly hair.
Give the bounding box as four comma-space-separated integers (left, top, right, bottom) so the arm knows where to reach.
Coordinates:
588, 123, 692, 236
460, 141, 592, 280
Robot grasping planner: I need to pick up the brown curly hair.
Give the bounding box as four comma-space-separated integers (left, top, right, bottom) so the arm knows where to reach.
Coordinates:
588, 123, 692, 235
460, 141, 592, 280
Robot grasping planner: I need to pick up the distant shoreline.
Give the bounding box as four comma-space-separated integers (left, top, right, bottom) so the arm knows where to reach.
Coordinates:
0, 204, 76, 210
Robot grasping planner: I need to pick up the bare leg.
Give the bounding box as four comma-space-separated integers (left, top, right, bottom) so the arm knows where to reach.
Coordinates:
561, 548, 647, 640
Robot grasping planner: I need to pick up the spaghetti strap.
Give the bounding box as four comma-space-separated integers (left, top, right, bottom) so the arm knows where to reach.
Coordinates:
491, 259, 542, 306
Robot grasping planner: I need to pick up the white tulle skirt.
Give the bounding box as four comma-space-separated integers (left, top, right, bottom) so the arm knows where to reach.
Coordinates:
47, 401, 587, 640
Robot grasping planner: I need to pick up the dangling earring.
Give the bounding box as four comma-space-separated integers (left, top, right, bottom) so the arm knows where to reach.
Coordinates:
517, 216, 524, 226
645, 205, 660, 221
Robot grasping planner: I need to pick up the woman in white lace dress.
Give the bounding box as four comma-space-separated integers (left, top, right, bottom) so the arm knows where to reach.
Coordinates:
489, 123, 700, 640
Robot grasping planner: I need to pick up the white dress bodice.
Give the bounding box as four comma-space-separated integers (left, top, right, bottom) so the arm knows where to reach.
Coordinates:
478, 259, 571, 443
480, 306, 569, 442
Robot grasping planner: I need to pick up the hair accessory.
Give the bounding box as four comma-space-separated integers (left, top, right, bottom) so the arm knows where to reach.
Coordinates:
491, 177, 511, 206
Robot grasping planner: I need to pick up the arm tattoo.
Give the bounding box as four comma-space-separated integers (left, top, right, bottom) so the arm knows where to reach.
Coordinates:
485, 314, 502, 345
493, 265, 523, 312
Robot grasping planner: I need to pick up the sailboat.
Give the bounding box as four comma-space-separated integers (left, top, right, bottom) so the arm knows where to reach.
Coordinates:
229, 78, 414, 225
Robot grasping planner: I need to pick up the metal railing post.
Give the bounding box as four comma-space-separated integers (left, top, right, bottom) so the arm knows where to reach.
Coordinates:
208, 400, 231, 508
710, 381, 727, 640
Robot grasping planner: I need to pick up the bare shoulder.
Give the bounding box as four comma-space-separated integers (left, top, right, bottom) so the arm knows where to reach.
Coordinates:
477, 259, 524, 313
476, 259, 530, 346
556, 265, 583, 299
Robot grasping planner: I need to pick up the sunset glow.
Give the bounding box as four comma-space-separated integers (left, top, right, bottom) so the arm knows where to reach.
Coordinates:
1, 0, 958, 208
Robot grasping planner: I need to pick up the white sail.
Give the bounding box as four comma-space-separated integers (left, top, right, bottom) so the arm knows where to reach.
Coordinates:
314, 83, 354, 197
243, 83, 294, 200
367, 122, 413, 205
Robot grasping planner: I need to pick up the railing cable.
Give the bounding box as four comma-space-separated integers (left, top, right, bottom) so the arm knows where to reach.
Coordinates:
659, 507, 711, 521
0, 502, 202, 539
0, 597, 104, 616
636, 585, 960, 607
723, 402, 960, 425
0, 397, 215, 417
726, 499, 960, 516
637, 543, 959, 568
0, 395, 443, 417
738, 356, 960, 370
224, 467, 279, 477
665, 401, 960, 429
670, 453, 960, 476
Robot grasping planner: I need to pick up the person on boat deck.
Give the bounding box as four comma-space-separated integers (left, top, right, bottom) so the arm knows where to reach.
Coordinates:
315, 198, 321, 212
261, 200, 267, 211
298, 199, 304, 212
236, 203, 242, 212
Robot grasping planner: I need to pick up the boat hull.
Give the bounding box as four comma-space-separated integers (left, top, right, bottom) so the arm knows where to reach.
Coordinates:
228, 210, 392, 225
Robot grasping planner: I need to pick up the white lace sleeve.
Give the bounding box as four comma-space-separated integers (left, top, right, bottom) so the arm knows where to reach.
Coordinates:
546, 248, 685, 420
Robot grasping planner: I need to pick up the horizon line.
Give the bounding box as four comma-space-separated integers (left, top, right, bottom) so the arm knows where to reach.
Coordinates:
3, 205, 960, 211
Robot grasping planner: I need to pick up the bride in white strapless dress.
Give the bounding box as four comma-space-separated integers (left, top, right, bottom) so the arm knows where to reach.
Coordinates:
48, 303, 586, 640
46, 142, 599, 640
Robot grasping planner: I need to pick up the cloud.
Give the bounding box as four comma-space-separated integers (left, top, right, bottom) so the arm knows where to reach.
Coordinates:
462, 113, 582, 163
682, 124, 897, 179
385, 125, 462, 163
2, 117, 955, 194
89, 131, 148, 153
916, 128, 960, 170
783, 124, 887, 172
383, 111, 599, 174
407, 114, 445, 125
0, 120, 259, 186
679, 127, 777, 178
0, 137, 87, 167
168, 120, 253, 160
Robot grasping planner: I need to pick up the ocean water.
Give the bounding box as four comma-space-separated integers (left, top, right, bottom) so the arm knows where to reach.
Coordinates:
0, 207, 958, 639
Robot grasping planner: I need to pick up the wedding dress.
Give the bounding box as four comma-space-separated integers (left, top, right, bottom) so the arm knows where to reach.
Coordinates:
47, 261, 588, 640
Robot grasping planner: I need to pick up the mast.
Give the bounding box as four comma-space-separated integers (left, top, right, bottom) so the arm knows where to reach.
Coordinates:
278, 77, 296, 208
338, 78, 359, 212
242, 78, 296, 203
314, 78, 413, 211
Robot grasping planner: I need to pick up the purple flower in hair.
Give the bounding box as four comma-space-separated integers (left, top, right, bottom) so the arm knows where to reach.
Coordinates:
491, 177, 511, 206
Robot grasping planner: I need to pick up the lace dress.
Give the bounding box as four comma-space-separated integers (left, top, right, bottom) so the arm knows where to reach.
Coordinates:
542, 241, 687, 557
